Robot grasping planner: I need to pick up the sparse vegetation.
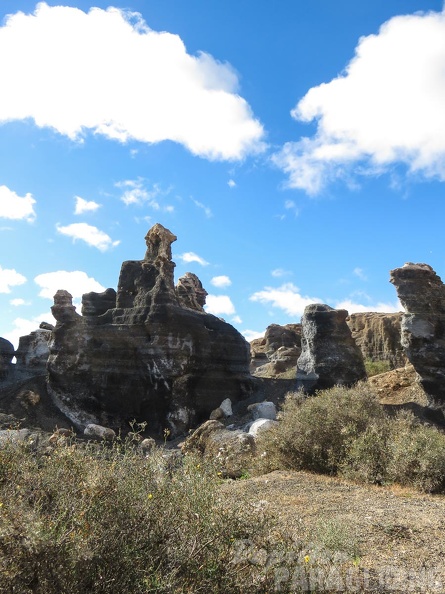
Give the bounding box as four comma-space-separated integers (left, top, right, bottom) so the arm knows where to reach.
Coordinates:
364, 358, 392, 377
256, 383, 445, 493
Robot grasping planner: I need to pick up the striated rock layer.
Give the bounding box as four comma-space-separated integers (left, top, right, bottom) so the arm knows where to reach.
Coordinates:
347, 312, 405, 367
390, 262, 445, 405
47, 224, 252, 435
296, 304, 367, 393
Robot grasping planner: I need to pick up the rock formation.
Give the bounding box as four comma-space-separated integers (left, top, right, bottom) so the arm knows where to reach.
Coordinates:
296, 304, 367, 393
15, 323, 53, 374
347, 312, 405, 367
175, 272, 208, 312
0, 338, 14, 380
250, 323, 301, 376
390, 263, 445, 405
46, 224, 252, 435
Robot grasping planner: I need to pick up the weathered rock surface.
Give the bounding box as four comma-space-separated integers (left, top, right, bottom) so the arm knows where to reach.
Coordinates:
47, 224, 252, 435
0, 338, 14, 379
82, 288, 116, 317
182, 420, 256, 478
296, 304, 367, 393
347, 312, 404, 367
390, 263, 445, 406
15, 327, 52, 374
251, 323, 301, 377
175, 272, 208, 312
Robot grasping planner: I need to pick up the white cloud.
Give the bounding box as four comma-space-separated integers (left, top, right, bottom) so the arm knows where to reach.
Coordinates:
177, 252, 209, 266
192, 198, 213, 218
353, 267, 368, 281
274, 9, 445, 193
0, 266, 26, 293
231, 315, 242, 324
56, 223, 120, 251
4, 313, 57, 349
228, 179, 237, 188
74, 196, 101, 215
0, 3, 265, 161
335, 299, 402, 314
0, 185, 36, 222
210, 275, 232, 288
205, 295, 236, 316
250, 282, 322, 317
242, 329, 264, 342
34, 270, 106, 300
271, 268, 292, 278
10, 298, 28, 306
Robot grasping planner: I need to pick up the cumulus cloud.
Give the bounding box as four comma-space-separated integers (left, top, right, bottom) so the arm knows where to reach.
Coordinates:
274, 9, 445, 193
231, 315, 242, 324
74, 196, 101, 215
177, 252, 209, 266
250, 283, 322, 317
34, 270, 105, 300
210, 275, 232, 288
205, 295, 236, 316
0, 185, 36, 222
56, 223, 120, 251
10, 298, 27, 306
335, 298, 401, 314
241, 329, 264, 341
4, 313, 57, 349
0, 266, 26, 293
0, 3, 265, 160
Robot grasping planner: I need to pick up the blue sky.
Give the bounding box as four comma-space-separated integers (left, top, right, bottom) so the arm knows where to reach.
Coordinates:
1, 0, 445, 347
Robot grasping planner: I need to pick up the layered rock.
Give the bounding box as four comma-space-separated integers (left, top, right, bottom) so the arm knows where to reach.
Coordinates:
175, 272, 208, 312
390, 263, 445, 405
347, 312, 404, 367
15, 325, 52, 374
0, 338, 14, 379
47, 224, 252, 434
296, 304, 367, 393
250, 323, 301, 376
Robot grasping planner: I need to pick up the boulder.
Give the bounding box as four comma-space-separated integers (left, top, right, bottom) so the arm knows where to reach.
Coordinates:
250, 324, 301, 377
248, 401, 277, 421
296, 304, 367, 393
83, 424, 116, 441
347, 312, 404, 367
47, 224, 252, 435
182, 420, 256, 478
390, 263, 445, 406
248, 419, 278, 438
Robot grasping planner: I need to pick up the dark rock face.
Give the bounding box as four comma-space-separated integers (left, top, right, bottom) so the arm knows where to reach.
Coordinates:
0, 338, 14, 379
296, 304, 367, 393
82, 288, 116, 316
390, 263, 445, 405
347, 312, 405, 367
47, 224, 252, 434
176, 272, 208, 312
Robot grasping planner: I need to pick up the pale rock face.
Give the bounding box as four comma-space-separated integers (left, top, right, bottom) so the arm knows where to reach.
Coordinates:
176, 272, 208, 312
296, 304, 367, 394
15, 329, 52, 373
84, 424, 116, 441
390, 263, 445, 406
347, 312, 404, 367
249, 401, 277, 421
248, 418, 278, 438
46, 224, 252, 436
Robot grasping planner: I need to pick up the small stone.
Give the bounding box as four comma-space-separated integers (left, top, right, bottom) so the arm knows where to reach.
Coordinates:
210, 407, 224, 420
249, 401, 277, 421
84, 424, 116, 441
219, 398, 233, 417
140, 437, 156, 453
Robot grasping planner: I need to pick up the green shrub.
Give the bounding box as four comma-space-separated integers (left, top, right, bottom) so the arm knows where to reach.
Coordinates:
364, 359, 391, 377
0, 438, 271, 594
256, 383, 386, 475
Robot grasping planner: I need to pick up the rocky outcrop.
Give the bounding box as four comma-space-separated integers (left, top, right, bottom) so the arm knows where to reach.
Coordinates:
296, 304, 367, 393
347, 312, 404, 367
0, 338, 14, 379
15, 325, 52, 374
250, 323, 301, 377
82, 288, 116, 317
46, 224, 252, 435
175, 272, 208, 312
390, 263, 445, 405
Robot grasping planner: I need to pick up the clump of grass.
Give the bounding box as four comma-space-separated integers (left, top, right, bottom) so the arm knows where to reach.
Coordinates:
256, 383, 445, 493
364, 358, 391, 377
0, 436, 273, 594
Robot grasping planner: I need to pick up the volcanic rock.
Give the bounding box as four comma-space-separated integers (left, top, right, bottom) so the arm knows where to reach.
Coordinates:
175, 272, 208, 312
390, 263, 445, 405
347, 312, 404, 367
296, 304, 367, 393
0, 338, 14, 379
46, 224, 252, 435
251, 323, 301, 377
82, 288, 116, 317
15, 328, 52, 374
